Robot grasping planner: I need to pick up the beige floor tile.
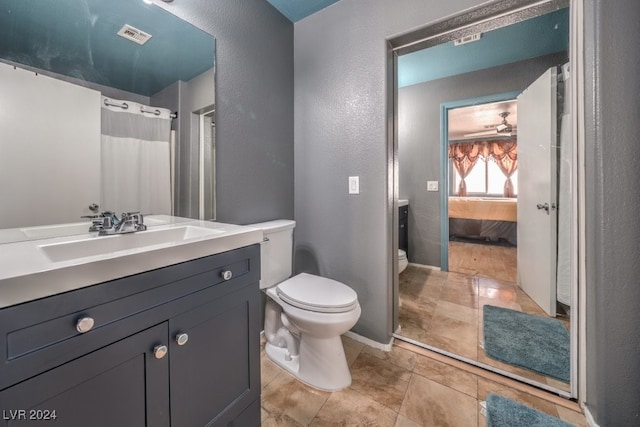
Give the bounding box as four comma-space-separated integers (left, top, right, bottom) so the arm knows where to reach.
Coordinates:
400, 276, 445, 301
261, 371, 331, 426
479, 296, 522, 311
394, 414, 423, 427
342, 335, 365, 367
349, 352, 412, 412
517, 290, 549, 316
362, 344, 418, 372
423, 330, 478, 360
400, 374, 478, 427
262, 354, 283, 390
413, 354, 478, 398
434, 299, 478, 324
427, 313, 478, 347
310, 388, 398, 427
439, 285, 479, 309
398, 242, 572, 388
261, 410, 305, 427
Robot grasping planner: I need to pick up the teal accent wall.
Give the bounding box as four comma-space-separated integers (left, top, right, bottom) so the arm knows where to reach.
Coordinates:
265, 0, 339, 22
398, 8, 569, 88
0, 0, 214, 96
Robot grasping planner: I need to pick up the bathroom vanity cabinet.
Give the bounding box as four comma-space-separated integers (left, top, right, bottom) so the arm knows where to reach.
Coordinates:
0, 244, 261, 426
399, 204, 409, 257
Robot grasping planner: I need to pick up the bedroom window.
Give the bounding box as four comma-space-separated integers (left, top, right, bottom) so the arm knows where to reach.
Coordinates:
452, 158, 518, 196
448, 139, 518, 197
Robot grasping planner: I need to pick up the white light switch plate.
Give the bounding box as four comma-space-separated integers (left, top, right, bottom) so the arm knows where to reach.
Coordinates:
427, 181, 439, 191
349, 176, 360, 194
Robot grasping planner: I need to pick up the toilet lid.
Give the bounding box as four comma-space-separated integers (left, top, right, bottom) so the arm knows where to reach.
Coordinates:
276, 273, 359, 313
398, 249, 407, 260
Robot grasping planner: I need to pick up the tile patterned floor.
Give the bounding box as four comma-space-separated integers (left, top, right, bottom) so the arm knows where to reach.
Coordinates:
397, 241, 570, 392
260, 336, 586, 426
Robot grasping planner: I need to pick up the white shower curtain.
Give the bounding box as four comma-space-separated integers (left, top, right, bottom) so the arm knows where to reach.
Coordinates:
556, 63, 572, 307
101, 96, 172, 216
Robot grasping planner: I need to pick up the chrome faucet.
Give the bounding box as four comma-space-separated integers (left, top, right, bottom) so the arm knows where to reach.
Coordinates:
115, 212, 147, 234
83, 211, 147, 235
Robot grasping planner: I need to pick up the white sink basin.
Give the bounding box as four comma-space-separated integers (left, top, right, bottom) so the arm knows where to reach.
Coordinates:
39, 226, 224, 262
21, 216, 170, 240
22, 222, 91, 239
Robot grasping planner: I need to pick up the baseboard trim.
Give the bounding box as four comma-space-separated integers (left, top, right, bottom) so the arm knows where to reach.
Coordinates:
394, 339, 582, 413
582, 405, 599, 427
407, 262, 441, 271
344, 331, 394, 351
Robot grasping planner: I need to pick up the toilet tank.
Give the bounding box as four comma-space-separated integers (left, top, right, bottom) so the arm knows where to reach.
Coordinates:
246, 220, 295, 289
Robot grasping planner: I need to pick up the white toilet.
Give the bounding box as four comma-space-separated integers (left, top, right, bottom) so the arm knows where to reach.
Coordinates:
248, 220, 361, 391
399, 249, 408, 274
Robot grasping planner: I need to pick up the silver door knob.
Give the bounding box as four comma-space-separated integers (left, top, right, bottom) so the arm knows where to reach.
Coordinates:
221, 270, 233, 280
153, 345, 168, 359
175, 333, 189, 346
536, 203, 550, 213
76, 317, 95, 333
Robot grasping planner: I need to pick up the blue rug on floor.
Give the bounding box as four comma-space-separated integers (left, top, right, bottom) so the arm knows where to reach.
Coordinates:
483, 305, 570, 382
486, 394, 574, 427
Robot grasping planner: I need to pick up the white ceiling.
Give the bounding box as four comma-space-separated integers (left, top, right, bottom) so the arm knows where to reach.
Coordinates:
448, 100, 517, 141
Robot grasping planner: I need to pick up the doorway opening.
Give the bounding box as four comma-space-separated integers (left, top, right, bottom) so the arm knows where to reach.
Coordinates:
388, 0, 579, 399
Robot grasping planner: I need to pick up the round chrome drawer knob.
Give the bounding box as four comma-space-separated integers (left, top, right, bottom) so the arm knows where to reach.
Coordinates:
153, 345, 168, 359
221, 270, 233, 281
175, 333, 189, 346
76, 317, 95, 334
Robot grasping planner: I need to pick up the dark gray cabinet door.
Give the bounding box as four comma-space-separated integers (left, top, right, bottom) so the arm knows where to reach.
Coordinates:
0, 323, 170, 427
169, 284, 260, 427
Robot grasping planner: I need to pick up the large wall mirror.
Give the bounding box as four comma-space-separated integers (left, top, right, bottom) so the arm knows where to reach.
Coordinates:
0, 0, 216, 243
392, 0, 577, 397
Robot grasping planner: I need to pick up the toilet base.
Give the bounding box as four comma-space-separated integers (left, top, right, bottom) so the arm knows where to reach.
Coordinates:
265, 334, 352, 392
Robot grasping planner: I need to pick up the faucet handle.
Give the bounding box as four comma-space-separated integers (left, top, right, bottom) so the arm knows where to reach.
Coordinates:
122, 212, 144, 223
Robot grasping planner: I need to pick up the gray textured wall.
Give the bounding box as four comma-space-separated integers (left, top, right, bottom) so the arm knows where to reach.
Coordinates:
157, 0, 294, 225
398, 52, 567, 267
294, 0, 488, 343
584, 0, 640, 424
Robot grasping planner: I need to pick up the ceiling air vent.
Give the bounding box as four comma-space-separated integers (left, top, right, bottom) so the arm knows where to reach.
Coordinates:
454, 33, 481, 46
117, 24, 152, 45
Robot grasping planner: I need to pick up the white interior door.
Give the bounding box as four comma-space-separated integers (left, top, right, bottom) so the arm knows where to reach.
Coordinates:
516, 67, 558, 317
0, 62, 101, 229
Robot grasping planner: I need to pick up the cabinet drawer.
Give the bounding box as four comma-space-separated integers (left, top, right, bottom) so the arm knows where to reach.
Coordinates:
0, 244, 259, 390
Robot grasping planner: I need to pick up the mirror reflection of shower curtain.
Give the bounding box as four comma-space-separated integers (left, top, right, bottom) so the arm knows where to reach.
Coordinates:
100, 96, 172, 216
556, 63, 572, 307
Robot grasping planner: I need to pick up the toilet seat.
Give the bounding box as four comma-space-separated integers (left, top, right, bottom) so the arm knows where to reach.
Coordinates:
276, 273, 358, 313
399, 249, 407, 260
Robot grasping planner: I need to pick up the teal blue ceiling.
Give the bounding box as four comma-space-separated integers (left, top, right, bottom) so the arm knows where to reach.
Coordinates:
266, 0, 340, 22
398, 8, 569, 88
0, 0, 214, 97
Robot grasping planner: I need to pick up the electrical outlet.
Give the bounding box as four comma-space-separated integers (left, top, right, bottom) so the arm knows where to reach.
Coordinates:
349, 176, 360, 194
427, 181, 439, 191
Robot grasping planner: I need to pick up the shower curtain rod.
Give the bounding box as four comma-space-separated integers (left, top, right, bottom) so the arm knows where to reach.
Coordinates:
103, 98, 178, 119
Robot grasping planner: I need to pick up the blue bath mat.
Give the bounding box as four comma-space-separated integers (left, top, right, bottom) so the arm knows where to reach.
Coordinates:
483, 305, 570, 382
485, 394, 574, 427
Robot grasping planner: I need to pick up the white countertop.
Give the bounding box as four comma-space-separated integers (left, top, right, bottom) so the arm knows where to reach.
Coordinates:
0, 216, 263, 309
399, 199, 409, 207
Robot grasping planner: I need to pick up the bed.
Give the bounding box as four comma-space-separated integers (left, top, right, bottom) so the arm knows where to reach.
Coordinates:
448, 197, 517, 245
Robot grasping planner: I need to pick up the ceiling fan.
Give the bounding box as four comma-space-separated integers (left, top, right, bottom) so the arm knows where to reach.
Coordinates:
463, 111, 517, 138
